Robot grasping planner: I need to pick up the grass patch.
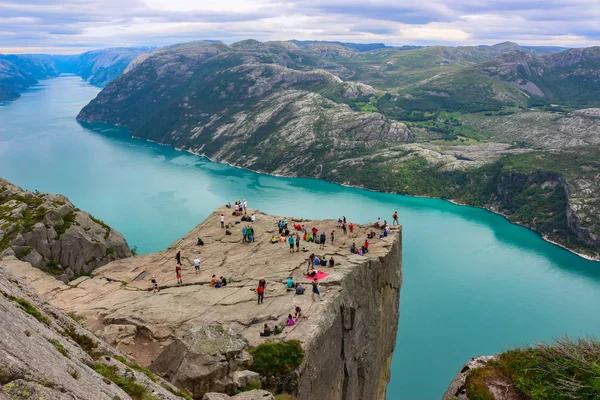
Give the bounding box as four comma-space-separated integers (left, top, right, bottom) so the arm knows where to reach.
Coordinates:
274, 395, 293, 400
90, 214, 111, 239
160, 383, 192, 400
8, 296, 50, 326
248, 340, 304, 377
15, 247, 32, 260
48, 338, 70, 359
106, 247, 115, 256
65, 325, 97, 355
92, 363, 156, 400
466, 336, 600, 400
55, 211, 77, 236
114, 356, 158, 383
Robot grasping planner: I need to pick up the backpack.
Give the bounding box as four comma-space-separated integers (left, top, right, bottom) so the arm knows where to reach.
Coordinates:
257, 286, 264, 294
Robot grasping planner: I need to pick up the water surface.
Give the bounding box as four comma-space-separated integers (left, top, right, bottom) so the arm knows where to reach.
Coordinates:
1, 76, 599, 399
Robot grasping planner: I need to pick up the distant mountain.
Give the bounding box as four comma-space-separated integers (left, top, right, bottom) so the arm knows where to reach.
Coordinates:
288, 40, 387, 52
0, 47, 152, 102
522, 45, 571, 54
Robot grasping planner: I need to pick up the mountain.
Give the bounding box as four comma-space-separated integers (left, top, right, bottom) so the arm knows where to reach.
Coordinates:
77, 39, 600, 259
0, 47, 152, 102
288, 40, 388, 52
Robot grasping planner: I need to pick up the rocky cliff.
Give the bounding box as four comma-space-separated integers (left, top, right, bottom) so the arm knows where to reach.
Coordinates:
8, 207, 403, 399
0, 177, 132, 281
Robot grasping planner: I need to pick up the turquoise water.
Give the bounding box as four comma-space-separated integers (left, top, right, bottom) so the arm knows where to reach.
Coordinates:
1, 76, 599, 399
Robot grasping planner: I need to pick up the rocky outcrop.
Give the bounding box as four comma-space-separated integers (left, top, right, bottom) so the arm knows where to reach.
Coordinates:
442, 356, 497, 400
0, 178, 132, 281
8, 207, 403, 399
0, 261, 188, 399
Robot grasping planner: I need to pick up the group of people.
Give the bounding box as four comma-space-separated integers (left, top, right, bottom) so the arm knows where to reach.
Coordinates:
210, 274, 228, 288
242, 225, 256, 243
227, 199, 248, 215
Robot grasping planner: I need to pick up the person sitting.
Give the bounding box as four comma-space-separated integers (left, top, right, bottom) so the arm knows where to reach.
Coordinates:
379, 230, 389, 239
367, 231, 376, 239
220, 276, 228, 286
294, 224, 302, 231
196, 237, 204, 246
320, 257, 327, 267
273, 325, 282, 335
287, 276, 295, 290
350, 242, 357, 254
287, 314, 295, 326
294, 305, 302, 319
280, 235, 286, 243
329, 256, 335, 267
308, 267, 318, 278
295, 283, 305, 294
284, 229, 290, 236
363, 240, 370, 253
226, 202, 232, 208
251, 214, 256, 222
260, 323, 272, 337
215, 280, 222, 288
270, 235, 277, 244
210, 275, 218, 287
306, 233, 312, 242
313, 256, 320, 266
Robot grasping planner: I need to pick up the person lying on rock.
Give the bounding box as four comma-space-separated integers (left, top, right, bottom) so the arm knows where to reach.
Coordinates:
308, 267, 318, 278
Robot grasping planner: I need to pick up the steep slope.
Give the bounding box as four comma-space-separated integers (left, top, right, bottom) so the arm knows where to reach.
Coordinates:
0, 177, 132, 281
0, 54, 59, 102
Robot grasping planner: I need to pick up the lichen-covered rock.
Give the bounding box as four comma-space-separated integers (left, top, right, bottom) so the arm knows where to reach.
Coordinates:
202, 390, 273, 400
442, 356, 497, 400
0, 177, 132, 281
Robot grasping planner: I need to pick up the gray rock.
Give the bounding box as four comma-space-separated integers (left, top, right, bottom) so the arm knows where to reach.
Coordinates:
202, 390, 274, 400
231, 370, 260, 388
442, 356, 497, 400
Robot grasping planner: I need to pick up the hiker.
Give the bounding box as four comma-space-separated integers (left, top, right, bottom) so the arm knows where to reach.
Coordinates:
295, 232, 300, 252
337, 217, 343, 227
288, 235, 295, 253
220, 276, 227, 286
260, 323, 272, 337
256, 283, 265, 304
306, 232, 312, 242
196, 237, 204, 246
393, 211, 399, 225
243, 199, 248, 213
282, 218, 288, 228
313, 256, 321, 266
287, 276, 295, 289
251, 213, 256, 222
343, 216, 347, 224
220, 214, 225, 228
330, 230, 335, 244
294, 305, 302, 319
312, 278, 322, 301
383, 220, 388, 230
175, 264, 182, 284
193, 257, 200, 273
210, 275, 218, 287
176, 251, 181, 265
348, 222, 354, 237
226, 201, 232, 208
308, 253, 315, 270
151, 276, 159, 292
329, 256, 335, 267
247, 226, 255, 243
320, 256, 327, 267
311, 227, 318, 239
350, 242, 357, 254
364, 240, 370, 253
342, 223, 347, 236
242, 226, 247, 243
319, 232, 326, 249
375, 217, 381, 228
287, 314, 295, 326
295, 283, 305, 295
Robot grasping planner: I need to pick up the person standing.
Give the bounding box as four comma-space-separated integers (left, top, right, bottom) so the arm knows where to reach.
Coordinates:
220, 214, 225, 228
175, 264, 182, 284
319, 232, 326, 249
151, 276, 160, 293
308, 253, 315, 271
348, 222, 354, 237
243, 199, 248, 214
242, 226, 247, 243
193, 257, 200, 273
342, 223, 347, 236
393, 211, 399, 225
295, 232, 300, 252
330, 230, 335, 244
257, 279, 266, 304
312, 278, 322, 301
176, 251, 181, 265
288, 234, 295, 253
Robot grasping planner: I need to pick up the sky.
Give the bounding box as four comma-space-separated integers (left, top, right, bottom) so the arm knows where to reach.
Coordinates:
1, 0, 599, 54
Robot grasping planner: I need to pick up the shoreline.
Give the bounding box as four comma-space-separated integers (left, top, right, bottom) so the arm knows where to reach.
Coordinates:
128, 132, 599, 262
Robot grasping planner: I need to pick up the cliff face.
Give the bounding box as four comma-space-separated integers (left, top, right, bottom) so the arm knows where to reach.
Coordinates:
9, 207, 403, 399
0, 177, 132, 281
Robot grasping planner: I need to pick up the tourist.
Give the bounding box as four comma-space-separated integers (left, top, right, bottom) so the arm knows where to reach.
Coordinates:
330, 230, 335, 244
306, 232, 312, 242
151, 276, 159, 293
313, 256, 321, 266
256, 283, 265, 304
329, 256, 335, 267
248, 226, 255, 242
196, 237, 204, 246
383, 220, 388, 230
287, 314, 295, 326
348, 222, 354, 237
220, 276, 227, 286
215, 279, 222, 288
242, 226, 247, 243
311, 227, 318, 240
375, 217, 381, 228
342, 223, 347, 236
393, 211, 399, 225
176, 250, 181, 265
283, 217, 288, 228
288, 234, 295, 253
273, 325, 282, 335
295, 283, 305, 295
337, 217, 343, 227
364, 239, 370, 253
270, 235, 277, 244
260, 323, 272, 337
243, 199, 248, 213
295, 232, 300, 252
220, 214, 225, 228
343, 216, 347, 224
308, 267, 318, 277
226, 201, 232, 208
175, 264, 182, 284
193, 257, 200, 273
287, 276, 295, 289
312, 278, 322, 301
210, 275, 218, 287
350, 242, 357, 254
308, 253, 315, 270
251, 213, 256, 222
319, 232, 326, 249
320, 256, 327, 267
294, 305, 302, 319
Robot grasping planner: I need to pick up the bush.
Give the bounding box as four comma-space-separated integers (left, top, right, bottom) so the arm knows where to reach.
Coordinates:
248, 340, 304, 376
114, 356, 158, 383
92, 363, 151, 400
8, 296, 50, 326
48, 338, 70, 358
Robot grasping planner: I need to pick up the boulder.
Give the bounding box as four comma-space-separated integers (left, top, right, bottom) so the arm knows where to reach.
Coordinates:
202, 390, 274, 400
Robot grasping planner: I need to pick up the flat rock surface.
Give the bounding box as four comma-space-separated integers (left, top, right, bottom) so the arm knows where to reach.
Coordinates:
6, 206, 400, 366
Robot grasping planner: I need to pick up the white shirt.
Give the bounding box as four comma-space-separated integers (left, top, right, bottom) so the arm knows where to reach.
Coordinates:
243, 201, 247, 208
251, 215, 256, 222
194, 258, 200, 266
220, 215, 225, 222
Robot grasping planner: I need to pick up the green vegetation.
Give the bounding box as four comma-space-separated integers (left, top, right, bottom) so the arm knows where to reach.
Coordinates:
248, 340, 304, 376
47, 338, 70, 358
466, 337, 600, 400
114, 356, 158, 383
7, 295, 51, 326
90, 214, 111, 239
46, 259, 63, 276
64, 325, 97, 354
106, 247, 115, 256
92, 363, 157, 400
55, 211, 77, 236
160, 383, 192, 400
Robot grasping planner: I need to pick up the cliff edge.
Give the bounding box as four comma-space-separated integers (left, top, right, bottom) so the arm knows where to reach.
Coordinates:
7, 206, 403, 399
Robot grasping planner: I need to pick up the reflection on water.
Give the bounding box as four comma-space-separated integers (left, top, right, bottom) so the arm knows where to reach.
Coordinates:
1, 76, 599, 399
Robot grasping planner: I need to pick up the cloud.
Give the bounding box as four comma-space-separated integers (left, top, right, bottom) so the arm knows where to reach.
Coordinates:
0, 0, 599, 53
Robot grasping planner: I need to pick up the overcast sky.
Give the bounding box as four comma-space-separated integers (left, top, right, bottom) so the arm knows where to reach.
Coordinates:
1, 0, 599, 54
